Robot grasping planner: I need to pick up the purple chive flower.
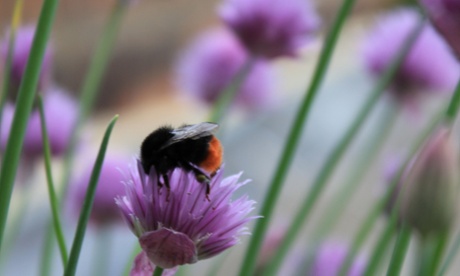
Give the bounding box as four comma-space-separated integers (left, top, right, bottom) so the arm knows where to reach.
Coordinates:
421, 0, 460, 59
362, 8, 460, 109
69, 154, 130, 227
309, 242, 366, 276
1, 25, 53, 91
176, 28, 276, 110
116, 160, 258, 269
0, 87, 77, 160
130, 251, 177, 276
219, 0, 320, 59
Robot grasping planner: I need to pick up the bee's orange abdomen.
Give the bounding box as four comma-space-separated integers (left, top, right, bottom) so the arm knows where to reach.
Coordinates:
199, 136, 223, 175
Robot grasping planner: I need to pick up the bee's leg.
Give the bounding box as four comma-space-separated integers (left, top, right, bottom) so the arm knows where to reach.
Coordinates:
163, 174, 171, 201
192, 169, 211, 201
205, 180, 211, 202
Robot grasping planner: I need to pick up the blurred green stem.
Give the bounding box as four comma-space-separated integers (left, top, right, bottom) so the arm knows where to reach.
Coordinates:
363, 216, 397, 275
64, 115, 118, 276
312, 104, 398, 242
0, 0, 24, 142
238, 0, 357, 274
386, 225, 411, 276
444, 78, 460, 124
208, 56, 256, 123
39, 223, 54, 276
0, 0, 59, 252
438, 230, 460, 275
38, 95, 68, 265
266, 12, 425, 276
59, 0, 126, 199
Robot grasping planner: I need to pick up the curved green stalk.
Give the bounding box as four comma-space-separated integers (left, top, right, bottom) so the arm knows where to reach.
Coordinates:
0, 0, 60, 252
64, 115, 118, 276
237, 0, 357, 274
38, 95, 68, 265
386, 225, 411, 276
209, 57, 256, 123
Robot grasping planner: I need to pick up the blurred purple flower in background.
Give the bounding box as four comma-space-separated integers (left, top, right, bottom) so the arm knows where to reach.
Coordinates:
1, 25, 53, 92
309, 242, 366, 276
116, 160, 257, 269
219, 0, 320, 59
362, 8, 459, 109
69, 154, 130, 227
175, 28, 276, 110
0, 87, 77, 160
421, 0, 460, 59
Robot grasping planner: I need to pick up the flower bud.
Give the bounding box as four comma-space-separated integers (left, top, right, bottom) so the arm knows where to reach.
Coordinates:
399, 127, 460, 235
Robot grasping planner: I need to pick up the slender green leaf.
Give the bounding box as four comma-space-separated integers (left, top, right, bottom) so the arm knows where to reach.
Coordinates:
238, 0, 357, 274
64, 115, 118, 276
386, 225, 411, 276
438, 230, 460, 275
0, 0, 60, 251
38, 95, 68, 265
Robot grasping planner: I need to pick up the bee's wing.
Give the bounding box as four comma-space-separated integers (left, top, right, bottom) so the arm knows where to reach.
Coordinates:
160, 122, 218, 150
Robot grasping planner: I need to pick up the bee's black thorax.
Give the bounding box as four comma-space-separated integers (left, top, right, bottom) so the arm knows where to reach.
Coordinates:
140, 126, 212, 175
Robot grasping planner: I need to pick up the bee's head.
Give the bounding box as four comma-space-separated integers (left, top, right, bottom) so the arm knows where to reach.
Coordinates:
140, 126, 174, 173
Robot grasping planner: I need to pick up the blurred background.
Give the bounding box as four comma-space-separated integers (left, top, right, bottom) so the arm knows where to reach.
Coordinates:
0, 0, 457, 275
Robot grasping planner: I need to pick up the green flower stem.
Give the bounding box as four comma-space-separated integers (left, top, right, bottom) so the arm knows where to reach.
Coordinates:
266, 13, 425, 276
39, 223, 54, 276
38, 95, 68, 265
438, 230, 460, 275
386, 225, 411, 276
311, 104, 398, 242
153, 267, 164, 276
420, 234, 449, 276
0, 0, 25, 141
363, 217, 397, 276
64, 115, 118, 276
209, 56, 256, 123
238, 0, 357, 274
338, 109, 442, 276
0, 0, 59, 252
123, 243, 141, 276
444, 78, 460, 123
59, 0, 126, 198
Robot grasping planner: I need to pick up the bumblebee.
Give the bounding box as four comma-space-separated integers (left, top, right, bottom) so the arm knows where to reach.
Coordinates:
140, 122, 223, 198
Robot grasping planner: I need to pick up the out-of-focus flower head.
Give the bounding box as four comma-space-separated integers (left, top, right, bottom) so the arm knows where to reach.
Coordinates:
309, 242, 366, 276
0, 87, 78, 160
176, 28, 276, 110
69, 154, 130, 227
399, 126, 460, 236
0, 25, 53, 93
219, 0, 320, 59
421, 0, 460, 59
362, 8, 460, 109
116, 160, 258, 269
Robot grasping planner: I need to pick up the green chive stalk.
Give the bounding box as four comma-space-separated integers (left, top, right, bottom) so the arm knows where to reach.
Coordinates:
0, 0, 59, 251
386, 225, 411, 276
38, 95, 68, 265
64, 115, 118, 276
238, 0, 357, 274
